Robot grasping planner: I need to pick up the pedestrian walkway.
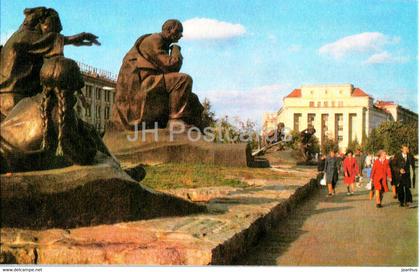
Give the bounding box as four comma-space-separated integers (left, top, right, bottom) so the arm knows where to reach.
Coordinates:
240, 180, 418, 266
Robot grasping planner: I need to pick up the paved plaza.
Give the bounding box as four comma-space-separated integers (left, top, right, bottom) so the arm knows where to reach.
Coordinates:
242, 180, 418, 266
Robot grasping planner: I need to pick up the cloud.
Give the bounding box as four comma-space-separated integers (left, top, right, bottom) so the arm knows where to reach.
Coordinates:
364, 51, 410, 64
182, 18, 246, 41
202, 83, 291, 125
319, 32, 398, 59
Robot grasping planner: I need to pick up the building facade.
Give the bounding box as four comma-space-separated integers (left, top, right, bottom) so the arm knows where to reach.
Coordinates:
262, 83, 418, 152
75, 62, 117, 134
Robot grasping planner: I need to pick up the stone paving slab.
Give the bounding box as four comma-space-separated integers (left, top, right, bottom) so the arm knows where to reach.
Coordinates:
1, 165, 318, 265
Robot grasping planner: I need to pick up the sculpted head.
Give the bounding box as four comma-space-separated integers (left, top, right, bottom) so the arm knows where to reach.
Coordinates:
21, 7, 62, 34
161, 19, 183, 43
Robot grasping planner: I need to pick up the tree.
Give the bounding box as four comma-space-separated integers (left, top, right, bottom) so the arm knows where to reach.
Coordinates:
365, 121, 418, 155
201, 98, 216, 128
321, 138, 339, 154
285, 129, 320, 157
347, 138, 361, 152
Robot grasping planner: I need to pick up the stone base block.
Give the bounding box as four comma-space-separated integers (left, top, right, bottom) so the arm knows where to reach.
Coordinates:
1, 153, 206, 229
103, 129, 252, 167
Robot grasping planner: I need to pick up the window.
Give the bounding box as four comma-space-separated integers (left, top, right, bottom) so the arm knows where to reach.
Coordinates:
105, 90, 111, 102
321, 114, 329, 145
349, 113, 357, 144
307, 114, 315, 128
96, 105, 101, 119
85, 104, 91, 117
309, 101, 315, 107
104, 106, 110, 119
335, 114, 343, 142
317, 101, 321, 107
96, 88, 101, 100
85, 85, 93, 98
323, 101, 328, 107
331, 101, 335, 107
293, 113, 302, 131
338, 101, 343, 107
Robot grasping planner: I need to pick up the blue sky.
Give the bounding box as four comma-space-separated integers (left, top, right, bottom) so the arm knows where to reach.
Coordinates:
1, 0, 417, 126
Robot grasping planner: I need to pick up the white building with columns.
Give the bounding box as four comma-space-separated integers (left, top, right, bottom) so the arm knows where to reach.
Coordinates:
262, 83, 418, 152
75, 62, 117, 134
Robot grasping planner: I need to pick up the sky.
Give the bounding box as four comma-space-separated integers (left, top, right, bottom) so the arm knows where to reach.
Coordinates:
1, 0, 418, 127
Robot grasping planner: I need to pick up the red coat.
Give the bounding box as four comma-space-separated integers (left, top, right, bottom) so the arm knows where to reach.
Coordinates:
370, 159, 392, 192
343, 157, 359, 185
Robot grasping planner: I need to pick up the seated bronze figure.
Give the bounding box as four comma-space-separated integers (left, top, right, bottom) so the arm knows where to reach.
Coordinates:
111, 19, 204, 130
0, 57, 112, 173
0, 7, 109, 173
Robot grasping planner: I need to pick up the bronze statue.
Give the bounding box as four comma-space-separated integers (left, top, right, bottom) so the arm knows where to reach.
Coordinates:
111, 19, 204, 130
0, 7, 99, 121
0, 7, 110, 173
300, 126, 316, 162
0, 56, 113, 173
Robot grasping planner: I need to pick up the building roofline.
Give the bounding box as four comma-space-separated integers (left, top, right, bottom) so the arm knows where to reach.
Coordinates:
300, 83, 354, 89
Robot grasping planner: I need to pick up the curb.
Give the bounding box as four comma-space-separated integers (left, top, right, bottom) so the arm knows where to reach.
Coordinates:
210, 175, 321, 264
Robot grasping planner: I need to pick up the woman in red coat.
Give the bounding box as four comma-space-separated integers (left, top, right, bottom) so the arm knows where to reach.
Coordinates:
370, 150, 392, 208
343, 150, 359, 195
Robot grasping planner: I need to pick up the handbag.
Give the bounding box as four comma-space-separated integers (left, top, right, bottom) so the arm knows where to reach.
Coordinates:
320, 173, 327, 186
365, 181, 372, 190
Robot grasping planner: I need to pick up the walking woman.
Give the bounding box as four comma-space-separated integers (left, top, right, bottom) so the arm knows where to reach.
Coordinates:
370, 150, 393, 208
343, 150, 359, 195
324, 149, 339, 197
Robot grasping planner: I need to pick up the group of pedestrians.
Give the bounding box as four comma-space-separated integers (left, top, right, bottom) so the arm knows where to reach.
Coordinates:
318, 144, 416, 208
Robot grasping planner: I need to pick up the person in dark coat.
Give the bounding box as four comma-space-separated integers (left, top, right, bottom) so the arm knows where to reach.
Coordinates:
317, 153, 326, 172
324, 149, 339, 196
389, 155, 399, 199
393, 145, 415, 207
354, 149, 366, 188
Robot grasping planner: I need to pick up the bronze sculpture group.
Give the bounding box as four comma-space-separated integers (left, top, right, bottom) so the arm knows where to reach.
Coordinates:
0, 7, 204, 173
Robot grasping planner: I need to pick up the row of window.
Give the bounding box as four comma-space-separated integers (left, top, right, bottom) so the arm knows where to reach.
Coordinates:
293, 113, 354, 143
83, 85, 114, 102
84, 104, 111, 120
309, 101, 344, 108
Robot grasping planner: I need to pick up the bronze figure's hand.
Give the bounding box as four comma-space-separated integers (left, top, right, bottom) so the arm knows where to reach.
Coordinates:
67, 32, 101, 46
170, 44, 181, 49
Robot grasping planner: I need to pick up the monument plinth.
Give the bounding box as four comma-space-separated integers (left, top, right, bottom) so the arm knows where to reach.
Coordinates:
1, 152, 206, 229
103, 128, 252, 167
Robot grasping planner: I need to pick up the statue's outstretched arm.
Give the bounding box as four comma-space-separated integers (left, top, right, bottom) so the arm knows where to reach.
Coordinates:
64, 32, 101, 46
